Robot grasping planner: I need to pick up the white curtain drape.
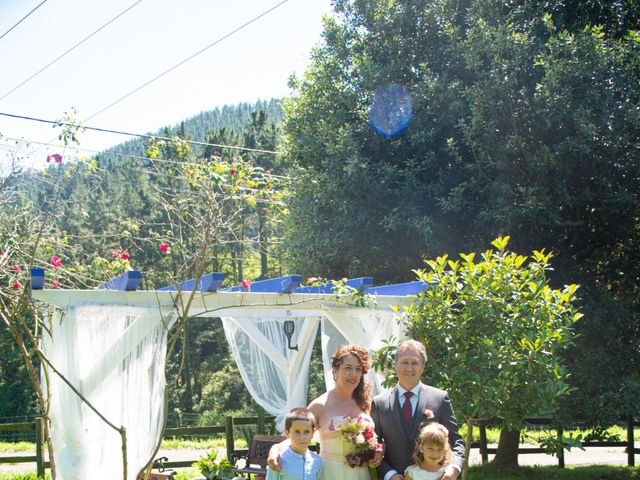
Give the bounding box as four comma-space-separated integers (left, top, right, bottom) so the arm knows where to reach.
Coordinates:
41, 304, 175, 480
320, 305, 404, 396
221, 316, 320, 430
222, 306, 403, 431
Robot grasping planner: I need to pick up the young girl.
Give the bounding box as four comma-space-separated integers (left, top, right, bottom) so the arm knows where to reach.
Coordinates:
404, 422, 453, 480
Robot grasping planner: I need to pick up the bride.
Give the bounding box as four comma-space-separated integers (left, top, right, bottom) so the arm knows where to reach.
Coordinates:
269, 344, 382, 479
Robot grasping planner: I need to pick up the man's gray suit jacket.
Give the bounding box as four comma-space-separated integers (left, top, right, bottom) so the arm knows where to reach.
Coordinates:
370, 383, 465, 479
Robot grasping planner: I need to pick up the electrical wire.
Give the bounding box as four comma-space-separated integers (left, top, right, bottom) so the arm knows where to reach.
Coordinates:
12, 0, 289, 162
0, 0, 143, 103
0, 136, 290, 181
0, 0, 48, 42
85, 0, 289, 122
0, 111, 281, 155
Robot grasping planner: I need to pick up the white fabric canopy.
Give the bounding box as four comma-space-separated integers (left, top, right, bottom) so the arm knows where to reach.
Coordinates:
41, 304, 175, 480
320, 304, 403, 395
221, 316, 319, 430
32, 288, 413, 472
221, 304, 404, 431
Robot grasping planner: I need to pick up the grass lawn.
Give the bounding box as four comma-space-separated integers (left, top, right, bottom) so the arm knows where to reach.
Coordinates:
1, 465, 639, 480
1, 424, 635, 453
0, 437, 234, 453
468, 464, 640, 479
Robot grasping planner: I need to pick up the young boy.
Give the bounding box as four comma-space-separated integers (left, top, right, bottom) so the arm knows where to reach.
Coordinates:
266, 407, 323, 480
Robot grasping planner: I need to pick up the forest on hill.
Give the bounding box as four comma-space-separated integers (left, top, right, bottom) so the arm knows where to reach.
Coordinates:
1, 98, 295, 424
1, 0, 639, 450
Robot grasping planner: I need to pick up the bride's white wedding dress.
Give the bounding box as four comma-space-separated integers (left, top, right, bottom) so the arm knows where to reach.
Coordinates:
317, 415, 372, 480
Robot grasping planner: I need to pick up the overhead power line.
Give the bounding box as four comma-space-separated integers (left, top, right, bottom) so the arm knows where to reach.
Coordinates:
0, 0, 48, 42
86, 0, 289, 122
0, 0, 143, 103
0, 111, 280, 154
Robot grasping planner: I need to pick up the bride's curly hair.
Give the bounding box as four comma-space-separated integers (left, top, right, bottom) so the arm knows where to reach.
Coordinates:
331, 344, 372, 412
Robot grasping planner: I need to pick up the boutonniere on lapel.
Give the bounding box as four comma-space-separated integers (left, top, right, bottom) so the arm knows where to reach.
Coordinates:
423, 407, 435, 419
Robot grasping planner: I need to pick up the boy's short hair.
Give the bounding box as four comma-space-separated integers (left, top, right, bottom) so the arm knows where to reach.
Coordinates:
284, 407, 316, 431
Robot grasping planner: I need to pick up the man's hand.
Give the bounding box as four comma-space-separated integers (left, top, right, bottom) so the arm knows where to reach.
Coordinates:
266, 443, 283, 472
441, 465, 460, 480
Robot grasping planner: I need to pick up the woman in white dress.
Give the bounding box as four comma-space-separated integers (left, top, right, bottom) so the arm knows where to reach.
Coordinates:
269, 344, 382, 480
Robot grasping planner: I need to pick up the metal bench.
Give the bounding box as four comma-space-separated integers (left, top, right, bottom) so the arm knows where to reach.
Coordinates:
231, 433, 286, 479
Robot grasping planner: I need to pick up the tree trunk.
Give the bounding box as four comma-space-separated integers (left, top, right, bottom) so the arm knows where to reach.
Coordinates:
461, 418, 472, 480
492, 427, 520, 467
181, 322, 193, 412
259, 211, 268, 278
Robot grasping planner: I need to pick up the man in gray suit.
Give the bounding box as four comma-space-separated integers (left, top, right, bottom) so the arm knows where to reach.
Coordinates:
371, 340, 464, 480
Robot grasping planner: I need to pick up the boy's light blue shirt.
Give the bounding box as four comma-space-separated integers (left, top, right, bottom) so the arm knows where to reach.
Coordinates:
265, 446, 323, 480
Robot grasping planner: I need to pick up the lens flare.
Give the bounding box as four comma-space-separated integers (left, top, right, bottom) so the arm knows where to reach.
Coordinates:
369, 84, 413, 137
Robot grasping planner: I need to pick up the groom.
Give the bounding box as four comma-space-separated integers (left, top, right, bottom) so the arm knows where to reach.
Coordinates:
371, 339, 465, 480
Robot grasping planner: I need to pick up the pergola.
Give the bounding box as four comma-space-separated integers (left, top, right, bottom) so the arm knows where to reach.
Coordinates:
29, 269, 426, 480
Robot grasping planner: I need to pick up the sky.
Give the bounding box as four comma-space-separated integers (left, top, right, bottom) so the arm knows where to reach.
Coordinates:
0, 0, 333, 170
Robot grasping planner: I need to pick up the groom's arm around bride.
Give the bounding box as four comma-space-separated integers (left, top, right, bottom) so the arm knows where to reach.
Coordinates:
371, 340, 465, 480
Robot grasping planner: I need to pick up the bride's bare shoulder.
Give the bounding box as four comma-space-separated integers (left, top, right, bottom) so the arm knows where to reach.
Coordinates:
308, 393, 329, 422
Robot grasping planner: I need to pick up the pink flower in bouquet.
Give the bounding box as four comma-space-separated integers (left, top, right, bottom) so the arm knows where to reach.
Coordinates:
424, 407, 434, 419
331, 414, 383, 469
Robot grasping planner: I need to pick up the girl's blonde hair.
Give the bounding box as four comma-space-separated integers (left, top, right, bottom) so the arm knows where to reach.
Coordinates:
412, 422, 453, 467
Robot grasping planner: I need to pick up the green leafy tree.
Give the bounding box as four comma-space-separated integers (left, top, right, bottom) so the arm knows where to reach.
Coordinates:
400, 236, 581, 474
281, 0, 640, 450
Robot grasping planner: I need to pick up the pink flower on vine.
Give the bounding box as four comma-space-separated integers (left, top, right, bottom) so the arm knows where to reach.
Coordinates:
12, 281, 20, 290
52, 153, 62, 163
52, 279, 60, 288
120, 250, 130, 260
11, 265, 20, 272
241, 279, 252, 290
159, 242, 170, 254
46, 155, 51, 163
111, 249, 119, 259
50, 256, 62, 268
230, 168, 236, 175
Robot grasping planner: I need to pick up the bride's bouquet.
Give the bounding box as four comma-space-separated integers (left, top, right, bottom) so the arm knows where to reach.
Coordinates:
328, 414, 384, 469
